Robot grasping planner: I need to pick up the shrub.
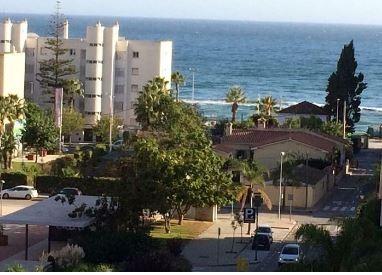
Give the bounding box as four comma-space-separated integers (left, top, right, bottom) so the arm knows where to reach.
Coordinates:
6, 263, 27, 272
35, 176, 122, 196
49, 156, 79, 177
71, 230, 152, 264
0, 172, 28, 188
124, 250, 192, 272
39, 244, 85, 270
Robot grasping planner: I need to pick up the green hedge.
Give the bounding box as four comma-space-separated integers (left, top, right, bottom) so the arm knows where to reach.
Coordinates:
1, 172, 28, 189
35, 176, 122, 195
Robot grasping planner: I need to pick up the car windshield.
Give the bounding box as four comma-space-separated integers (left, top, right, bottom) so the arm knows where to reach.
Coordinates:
282, 247, 299, 255
258, 227, 271, 233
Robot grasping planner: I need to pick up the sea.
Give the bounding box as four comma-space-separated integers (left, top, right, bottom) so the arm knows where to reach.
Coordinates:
5, 13, 382, 131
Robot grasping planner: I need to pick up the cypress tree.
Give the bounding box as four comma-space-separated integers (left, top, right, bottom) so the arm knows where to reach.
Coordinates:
325, 40, 367, 133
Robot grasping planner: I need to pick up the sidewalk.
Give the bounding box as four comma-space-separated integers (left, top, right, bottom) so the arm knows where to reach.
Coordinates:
182, 212, 296, 270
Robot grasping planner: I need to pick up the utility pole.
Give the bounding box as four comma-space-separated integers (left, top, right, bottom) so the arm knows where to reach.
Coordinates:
336, 98, 340, 123
189, 68, 195, 102
279, 152, 285, 220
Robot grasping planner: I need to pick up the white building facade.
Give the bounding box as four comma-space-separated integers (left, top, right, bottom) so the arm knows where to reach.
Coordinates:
1, 18, 172, 141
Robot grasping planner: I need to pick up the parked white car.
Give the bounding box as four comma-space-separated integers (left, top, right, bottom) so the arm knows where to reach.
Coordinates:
1, 185, 39, 200
278, 243, 303, 266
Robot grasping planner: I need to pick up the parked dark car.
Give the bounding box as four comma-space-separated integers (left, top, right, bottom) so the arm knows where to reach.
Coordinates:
252, 234, 271, 251
58, 188, 82, 196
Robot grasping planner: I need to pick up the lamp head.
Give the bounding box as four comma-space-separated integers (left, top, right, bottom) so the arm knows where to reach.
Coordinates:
280, 152, 286, 157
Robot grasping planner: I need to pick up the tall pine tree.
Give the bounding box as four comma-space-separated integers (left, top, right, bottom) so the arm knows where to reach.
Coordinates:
37, 0, 76, 102
325, 40, 367, 133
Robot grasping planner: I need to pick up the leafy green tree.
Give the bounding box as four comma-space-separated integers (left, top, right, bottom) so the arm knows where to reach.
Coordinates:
300, 116, 324, 131
226, 86, 246, 123
63, 79, 84, 109
171, 72, 185, 102
321, 121, 343, 137
93, 116, 124, 143
284, 117, 301, 129
324, 40, 367, 133
132, 136, 239, 230
22, 102, 58, 162
62, 107, 85, 144
36, 1, 76, 98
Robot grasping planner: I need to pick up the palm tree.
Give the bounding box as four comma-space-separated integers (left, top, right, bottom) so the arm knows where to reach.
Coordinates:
0, 95, 24, 141
135, 77, 171, 130
226, 86, 246, 123
259, 96, 277, 116
171, 72, 185, 102
239, 160, 271, 234
63, 79, 84, 109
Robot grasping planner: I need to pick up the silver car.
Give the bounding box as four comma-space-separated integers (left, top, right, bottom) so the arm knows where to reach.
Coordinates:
278, 243, 303, 266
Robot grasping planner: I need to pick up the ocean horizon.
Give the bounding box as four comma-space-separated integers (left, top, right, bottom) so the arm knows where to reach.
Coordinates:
4, 13, 382, 131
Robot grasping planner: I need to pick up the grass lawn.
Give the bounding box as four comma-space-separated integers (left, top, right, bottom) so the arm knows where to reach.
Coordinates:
11, 161, 41, 173
151, 219, 212, 243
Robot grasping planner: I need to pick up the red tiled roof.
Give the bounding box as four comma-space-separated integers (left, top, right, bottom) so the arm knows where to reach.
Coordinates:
279, 101, 329, 115
215, 128, 342, 153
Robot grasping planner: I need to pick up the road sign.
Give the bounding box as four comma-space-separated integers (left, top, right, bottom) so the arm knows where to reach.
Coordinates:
243, 208, 256, 223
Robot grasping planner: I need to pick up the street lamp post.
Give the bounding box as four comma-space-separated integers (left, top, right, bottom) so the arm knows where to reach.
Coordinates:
336, 98, 340, 124
279, 152, 286, 220
189, 68, 196, 101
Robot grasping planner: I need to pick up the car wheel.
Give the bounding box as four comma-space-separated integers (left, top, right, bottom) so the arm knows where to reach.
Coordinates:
2, 193, 9, 199
25, 194, 32, 200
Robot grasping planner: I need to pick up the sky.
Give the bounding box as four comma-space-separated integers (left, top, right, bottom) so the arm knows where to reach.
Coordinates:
1, 0, 382, 26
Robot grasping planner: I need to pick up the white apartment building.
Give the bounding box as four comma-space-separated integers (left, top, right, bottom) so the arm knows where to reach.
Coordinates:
0, 18, 172, 142
0, 18, 26, 99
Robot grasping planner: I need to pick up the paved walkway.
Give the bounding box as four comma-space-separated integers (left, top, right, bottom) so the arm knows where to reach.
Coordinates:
182, 212, 296, 271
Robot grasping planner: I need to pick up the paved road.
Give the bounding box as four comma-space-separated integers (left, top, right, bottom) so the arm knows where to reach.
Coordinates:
254, 146, 381, 272
0, 199, 38, 216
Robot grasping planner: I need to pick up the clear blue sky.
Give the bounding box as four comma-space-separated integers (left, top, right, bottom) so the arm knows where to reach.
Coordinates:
1, 0, 382, 25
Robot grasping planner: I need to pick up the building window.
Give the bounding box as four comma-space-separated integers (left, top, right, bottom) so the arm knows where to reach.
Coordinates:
131, 68, 139, 76
114, 101, 123, 112
86, 60, 103, 64
131, 84, 139, 93
133, 51, 139, 58
89, 43, 103, 47
115, 85, 125, 94
85, 94, 102, 98
86, 77, 102, 81
69, 49, 76, 56
115, 68, 124, 77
